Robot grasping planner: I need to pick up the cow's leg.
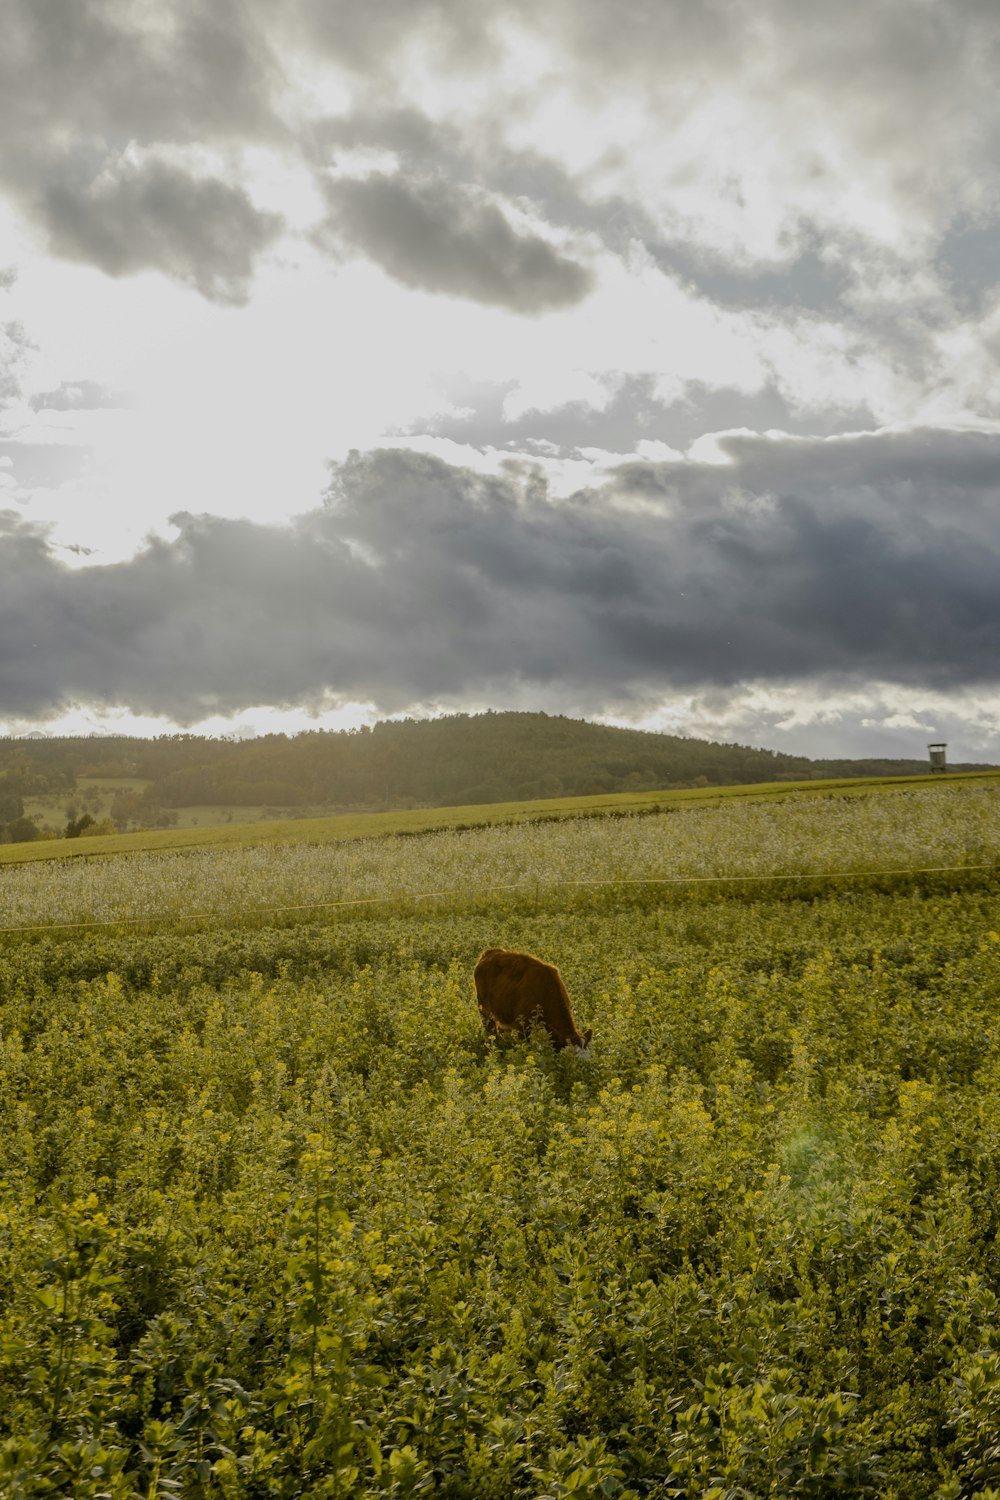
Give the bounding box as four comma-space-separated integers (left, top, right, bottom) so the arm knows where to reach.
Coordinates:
474, 971, 498, 1036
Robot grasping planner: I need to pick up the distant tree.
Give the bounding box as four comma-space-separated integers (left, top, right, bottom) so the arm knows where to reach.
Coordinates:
110, 791, 148, 830
65, 813, 96, 838
6, 816, 41, 843
0, 788, 23, 823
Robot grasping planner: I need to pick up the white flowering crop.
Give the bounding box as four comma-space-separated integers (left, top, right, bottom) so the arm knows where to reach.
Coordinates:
1, 782, 997, 932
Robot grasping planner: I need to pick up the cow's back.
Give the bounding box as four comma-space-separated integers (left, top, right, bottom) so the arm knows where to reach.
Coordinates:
474, 947, 588, 1048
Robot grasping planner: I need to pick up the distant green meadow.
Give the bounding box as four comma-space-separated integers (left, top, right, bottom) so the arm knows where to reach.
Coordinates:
2, 779, 1000, 1495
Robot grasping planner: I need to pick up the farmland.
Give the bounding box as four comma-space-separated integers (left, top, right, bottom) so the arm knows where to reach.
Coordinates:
3, 766, 998, 870
2, 780, 1000, 1495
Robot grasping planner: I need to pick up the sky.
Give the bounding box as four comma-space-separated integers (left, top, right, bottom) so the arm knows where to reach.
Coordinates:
2, 0, 1000, 761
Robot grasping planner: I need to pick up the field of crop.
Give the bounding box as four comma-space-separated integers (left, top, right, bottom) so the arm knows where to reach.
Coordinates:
5, 768, 998, 870
2, 780, 1000, 1496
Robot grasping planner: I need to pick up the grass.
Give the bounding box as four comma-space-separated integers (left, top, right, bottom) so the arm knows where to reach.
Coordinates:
75, 776, 152, 793
2, 767, 999, 871
168, 803, 312, 829
23, 777, 152, 831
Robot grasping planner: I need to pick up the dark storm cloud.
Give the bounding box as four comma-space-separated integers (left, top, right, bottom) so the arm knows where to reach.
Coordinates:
297, 0, 726, 83
1, 0, 278, 148
294, 0, 497, 75
320, 173, 593, 312
3, 430, 1000, 722
41, 159, 283, 304
313, 104, 620, 248
0, 0, 283, 299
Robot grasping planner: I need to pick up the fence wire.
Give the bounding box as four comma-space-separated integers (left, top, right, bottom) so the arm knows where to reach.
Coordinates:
0, 861, 996, 936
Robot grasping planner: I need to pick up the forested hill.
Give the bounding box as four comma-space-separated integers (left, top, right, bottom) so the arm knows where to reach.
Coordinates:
0, 712, 992, 814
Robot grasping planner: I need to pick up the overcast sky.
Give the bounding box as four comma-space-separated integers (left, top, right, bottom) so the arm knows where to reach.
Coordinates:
2, 0, 1000, 759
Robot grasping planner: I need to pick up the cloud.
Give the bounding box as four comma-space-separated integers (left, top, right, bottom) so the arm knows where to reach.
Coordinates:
307, 94, 996, 426
0, 0, 279, 148
0, 440, 91, 492
0, 313, 29, 407
296, 0, 497, 76
0, 0, 997, 338
0, 1, 283, 299
301, 0, 1000, 258
652, 243, 851, 316
937, 216, 1000, 308
29, 381, 127, 412
38, 158, 283, 304
628, 679, 1000, 763
319, 173, 593, 312
2, 430, 1000, 723
411, 373, 877, 455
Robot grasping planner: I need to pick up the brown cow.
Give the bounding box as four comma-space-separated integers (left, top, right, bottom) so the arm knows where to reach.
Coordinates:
474, 948, 592, 1050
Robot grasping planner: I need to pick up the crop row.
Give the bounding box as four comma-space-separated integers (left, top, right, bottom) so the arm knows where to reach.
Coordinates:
2, 780, 998, 933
